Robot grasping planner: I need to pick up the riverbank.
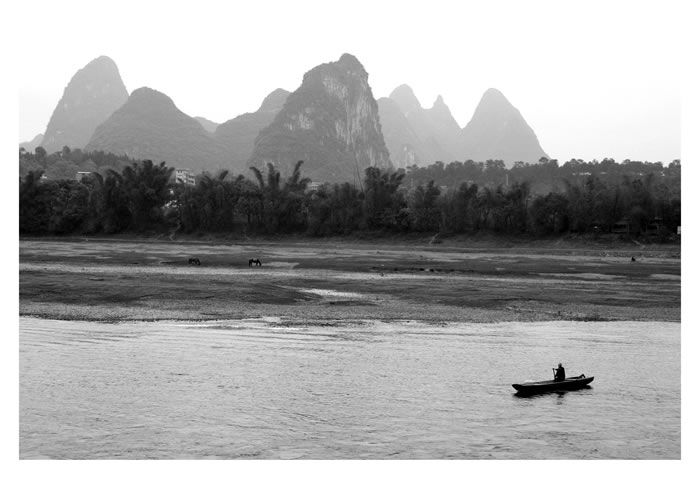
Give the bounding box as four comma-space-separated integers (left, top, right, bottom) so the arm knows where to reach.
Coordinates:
19, 238, 681, 324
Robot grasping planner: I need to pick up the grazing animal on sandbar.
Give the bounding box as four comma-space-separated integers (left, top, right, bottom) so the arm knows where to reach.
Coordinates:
249, 258, 262, 267
188, 257, 201, 266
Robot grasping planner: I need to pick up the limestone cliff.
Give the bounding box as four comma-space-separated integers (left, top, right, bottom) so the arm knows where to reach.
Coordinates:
248, 54, 392, 183
215, 88, 289, 173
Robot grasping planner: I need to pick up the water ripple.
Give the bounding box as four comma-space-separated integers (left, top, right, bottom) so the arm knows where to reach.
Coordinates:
20, 318, 680, 459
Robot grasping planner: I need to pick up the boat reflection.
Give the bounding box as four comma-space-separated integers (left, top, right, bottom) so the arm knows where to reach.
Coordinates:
513, 385, 593, 398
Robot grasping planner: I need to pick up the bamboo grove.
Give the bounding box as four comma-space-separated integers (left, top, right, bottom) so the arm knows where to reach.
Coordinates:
19, 149, 680, 238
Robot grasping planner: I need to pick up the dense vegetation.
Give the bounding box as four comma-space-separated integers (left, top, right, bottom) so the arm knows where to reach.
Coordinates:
403, 157, 679, 195
19, 146, 134, 180
19, 148, 680, 239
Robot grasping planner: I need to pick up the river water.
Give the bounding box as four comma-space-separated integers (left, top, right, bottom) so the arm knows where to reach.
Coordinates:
19, 317, 680, 459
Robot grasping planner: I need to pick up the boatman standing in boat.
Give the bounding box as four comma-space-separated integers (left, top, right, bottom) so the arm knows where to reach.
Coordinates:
553, 363, 566, 381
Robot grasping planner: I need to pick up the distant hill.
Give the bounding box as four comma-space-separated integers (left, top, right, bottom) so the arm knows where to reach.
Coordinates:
84, 87, 228, 172
380, 85, 548, 168
20, 133, 44, 152
379, 85, 461, 166
248, 54, 392, 183
194, 116, 219, 134
460, 88, 548, 167
35, 55, 549, 176
425, 95, 462, 161
214, 88, 289, 173
41, 56, 128, 153
377, 97, 426, 169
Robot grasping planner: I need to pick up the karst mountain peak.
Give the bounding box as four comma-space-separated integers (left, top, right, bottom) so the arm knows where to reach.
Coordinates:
33, 54, 550, 177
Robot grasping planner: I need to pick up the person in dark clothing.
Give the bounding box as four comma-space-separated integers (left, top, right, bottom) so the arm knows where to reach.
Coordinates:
553, 363, 566, 381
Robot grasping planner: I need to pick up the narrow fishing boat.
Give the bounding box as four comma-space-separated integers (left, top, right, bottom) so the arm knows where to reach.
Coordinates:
512, 374, 594, 395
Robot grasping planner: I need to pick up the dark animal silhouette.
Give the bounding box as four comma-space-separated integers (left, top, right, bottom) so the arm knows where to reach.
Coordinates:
188, 257, 201, 266
631, 256, 636, 262
249, 258, 262, 267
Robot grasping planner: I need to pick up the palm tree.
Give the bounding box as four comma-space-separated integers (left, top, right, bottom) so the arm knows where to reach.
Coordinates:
121, 160, 174, 231
284, 160, 311, 194
249, 161, 311, 233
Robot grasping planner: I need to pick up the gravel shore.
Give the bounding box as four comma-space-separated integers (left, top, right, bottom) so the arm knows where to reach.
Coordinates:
19, 238, 681, 324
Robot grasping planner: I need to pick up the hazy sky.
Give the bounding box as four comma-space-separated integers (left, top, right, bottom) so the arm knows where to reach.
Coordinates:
17, 0, 682, 164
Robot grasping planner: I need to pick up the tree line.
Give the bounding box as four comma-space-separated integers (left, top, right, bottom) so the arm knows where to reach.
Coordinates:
403, 157, 680, 195
19, 149, 680, 238
19, 145, 134, 180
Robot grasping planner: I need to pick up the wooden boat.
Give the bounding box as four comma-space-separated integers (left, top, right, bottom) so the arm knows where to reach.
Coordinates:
512, 374, 594, 395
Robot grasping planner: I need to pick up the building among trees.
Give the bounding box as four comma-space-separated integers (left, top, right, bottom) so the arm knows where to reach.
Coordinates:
174, 168, 196, 186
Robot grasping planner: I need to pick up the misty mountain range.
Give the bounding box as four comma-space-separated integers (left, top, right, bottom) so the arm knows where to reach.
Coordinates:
24, 54, 548, 182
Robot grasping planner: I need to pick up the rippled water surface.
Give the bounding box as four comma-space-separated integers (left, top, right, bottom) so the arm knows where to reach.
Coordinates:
20, 318, 680, 459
